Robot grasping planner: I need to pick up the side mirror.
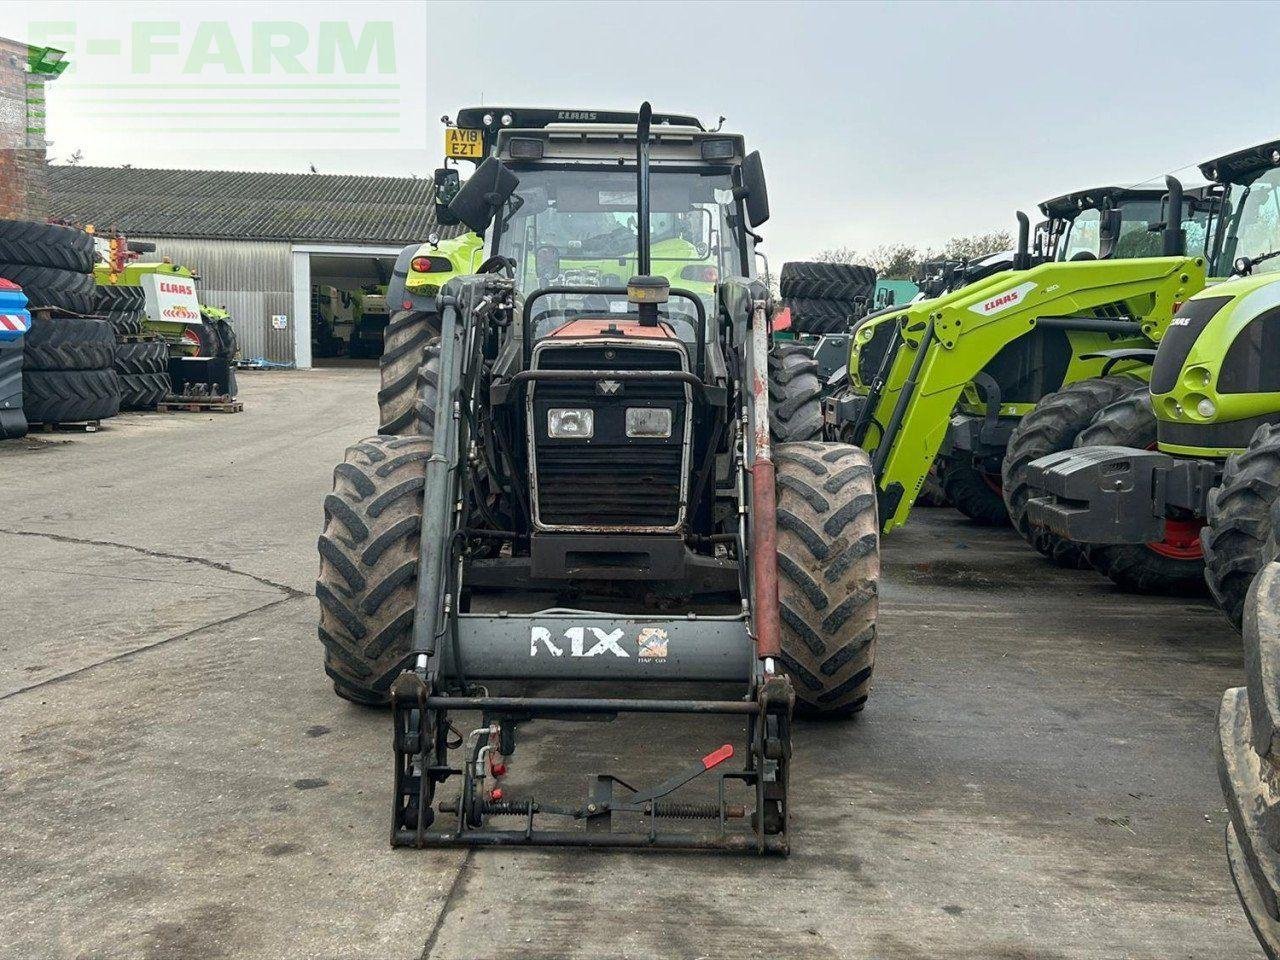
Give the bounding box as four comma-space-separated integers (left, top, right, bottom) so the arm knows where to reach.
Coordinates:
1099, 207, 1122, 240
739, 151, 770, 228
433, 167, 461, 227
448, 158, 519, 234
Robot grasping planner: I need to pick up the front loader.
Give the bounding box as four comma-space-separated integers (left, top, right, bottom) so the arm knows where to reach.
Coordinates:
821, 247, 1205, 534
316, 104, 880, 853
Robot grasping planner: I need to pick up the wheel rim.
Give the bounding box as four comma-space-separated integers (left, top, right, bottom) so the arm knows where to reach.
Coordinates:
1146, 517, 1204, 560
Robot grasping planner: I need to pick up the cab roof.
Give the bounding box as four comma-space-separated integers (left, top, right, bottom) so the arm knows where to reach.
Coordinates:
454, 107, 705, 157
1038, 184, 1171, 219
1199, 139, 1280, 185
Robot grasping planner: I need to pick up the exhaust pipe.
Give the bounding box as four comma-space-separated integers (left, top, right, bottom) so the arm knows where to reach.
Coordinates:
636, 102, 652, 276
1163, 175, 1185, 256
1014, 211, 1031, 270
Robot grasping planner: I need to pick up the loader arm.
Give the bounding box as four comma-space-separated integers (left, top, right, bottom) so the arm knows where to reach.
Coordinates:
856, 256, 1207, 532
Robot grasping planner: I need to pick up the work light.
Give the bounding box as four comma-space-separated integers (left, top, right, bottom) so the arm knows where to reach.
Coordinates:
548, 408, 593, 439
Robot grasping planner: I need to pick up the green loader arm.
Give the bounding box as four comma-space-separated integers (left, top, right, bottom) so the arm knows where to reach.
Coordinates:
860, 256, 1207, 531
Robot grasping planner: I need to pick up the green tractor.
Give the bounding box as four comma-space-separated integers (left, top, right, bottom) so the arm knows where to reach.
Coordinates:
932, 182, 1214, 525
1020, 138, 1280, 622
815, 174, 1211, 536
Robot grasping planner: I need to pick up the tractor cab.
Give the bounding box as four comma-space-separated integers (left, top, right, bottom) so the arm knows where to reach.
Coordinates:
1037, 183, 1215, 263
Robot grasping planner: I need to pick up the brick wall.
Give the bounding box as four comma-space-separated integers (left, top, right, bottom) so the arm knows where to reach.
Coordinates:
0, 37, 49, 221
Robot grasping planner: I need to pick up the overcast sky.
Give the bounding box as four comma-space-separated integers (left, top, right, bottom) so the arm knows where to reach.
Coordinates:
12, 0, 1280, 265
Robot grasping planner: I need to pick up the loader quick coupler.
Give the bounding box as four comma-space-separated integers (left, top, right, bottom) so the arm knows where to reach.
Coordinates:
1024, 445, 1219, 545
389, 680, 793, 853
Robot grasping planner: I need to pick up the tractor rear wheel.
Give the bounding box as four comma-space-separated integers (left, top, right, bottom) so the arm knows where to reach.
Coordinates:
315, 434, 432, 705
378, 310, 439, 434
774, 441, 880, 716
939, 453, 1008, 525
1002, 375, 1144, 567
768, 342, 823, 442
1205, 424, 1280, 629
1078, 392, 1208, 594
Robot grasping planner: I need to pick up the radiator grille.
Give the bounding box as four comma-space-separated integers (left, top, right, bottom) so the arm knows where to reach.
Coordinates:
531, 342, 688, 531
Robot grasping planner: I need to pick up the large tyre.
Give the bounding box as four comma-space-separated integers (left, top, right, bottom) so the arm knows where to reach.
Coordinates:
1218, 564, 1280, 959
23, 368, 121, 423
187, 323, 222, 358
1002, 376, 1143, 566
939, 453, 1008, 525
780, 261, 877, 301
93, 284, 146, 312
0, 220, 94, 272
212, 317, 238, 360
102, 310, 145, 337
0, 263, 94, 315
774, 441, 880, 716
768, 342, 822, 442
780, 262, 876, 335
118, 372, 171, 410
781, 297, 860, 335
315, 435, 433, 705
22, 315, 115, 371
1078, 392, 1207, 594
113, 339, 168, 376
1205, 424, 1280, 629
378, 310, 439, 434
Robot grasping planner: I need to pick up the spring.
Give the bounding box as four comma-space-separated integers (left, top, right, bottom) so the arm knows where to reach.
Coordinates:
649, 802, 745, 820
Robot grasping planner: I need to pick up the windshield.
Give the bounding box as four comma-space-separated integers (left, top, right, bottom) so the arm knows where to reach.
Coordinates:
494, 166, 747, 341
1058, 199, 1211, 261
1218, 168, 1280, 276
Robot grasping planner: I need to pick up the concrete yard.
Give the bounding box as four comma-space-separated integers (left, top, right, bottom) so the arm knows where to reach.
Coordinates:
0, 369, 1260, 959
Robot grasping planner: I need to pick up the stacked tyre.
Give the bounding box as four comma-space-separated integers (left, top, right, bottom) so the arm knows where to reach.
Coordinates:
0, 220, 96, 315
114, 339, 171, 410
22, 314, 121, 424
94, 283, 147, 337
1218, 563, 1280, 959
779, 261, 877, 335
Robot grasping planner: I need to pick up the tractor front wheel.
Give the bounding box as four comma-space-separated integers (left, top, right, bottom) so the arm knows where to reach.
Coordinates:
1078, 392, 1208, 595
939, 453, 1008, 525
315, 435, 430, 705
1002, 375, 1144, 567
768, 342, 823, 442
378, 310, 439, 434
1205, 424, 1280, 629
774, 441, 880, 716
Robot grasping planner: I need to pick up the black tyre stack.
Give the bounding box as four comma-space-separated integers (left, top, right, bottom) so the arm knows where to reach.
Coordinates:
94, 283, 147, 337
22, 315, 121, 424
0, 220, 124, 426
95, 280, 173, 410
114, 339, 171, 409
779, 261, 877, 335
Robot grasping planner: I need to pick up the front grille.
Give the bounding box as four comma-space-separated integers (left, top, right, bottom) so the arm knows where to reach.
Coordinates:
531, 342, 688, 531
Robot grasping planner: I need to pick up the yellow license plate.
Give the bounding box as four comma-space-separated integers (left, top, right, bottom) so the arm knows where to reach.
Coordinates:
444, 127, 483, 159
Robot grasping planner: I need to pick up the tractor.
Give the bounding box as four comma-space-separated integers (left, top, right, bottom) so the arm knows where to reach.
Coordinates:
929, 182, 1214, 525
816, 180, 1206, 540
1020, 138, 1280, 621
316, 104, 879, 852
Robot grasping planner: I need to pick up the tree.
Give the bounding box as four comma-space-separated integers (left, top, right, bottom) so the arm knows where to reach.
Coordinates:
941, 230, 1013, 261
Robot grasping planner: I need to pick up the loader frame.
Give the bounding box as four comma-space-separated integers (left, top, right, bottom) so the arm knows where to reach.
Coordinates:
386, 265, 796, 853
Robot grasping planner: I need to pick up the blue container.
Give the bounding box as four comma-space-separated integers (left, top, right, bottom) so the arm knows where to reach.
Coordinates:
0, 281, 31, 343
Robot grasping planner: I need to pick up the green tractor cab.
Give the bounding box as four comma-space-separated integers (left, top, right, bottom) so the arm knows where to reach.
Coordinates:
1023, 138, 1280, 619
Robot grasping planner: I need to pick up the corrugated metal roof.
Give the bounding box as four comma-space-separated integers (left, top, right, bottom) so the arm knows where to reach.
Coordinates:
48, 165, 457, 245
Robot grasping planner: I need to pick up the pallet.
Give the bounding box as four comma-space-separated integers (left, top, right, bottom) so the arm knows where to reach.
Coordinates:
33, 419, 101, 433
156, 397, 243, 414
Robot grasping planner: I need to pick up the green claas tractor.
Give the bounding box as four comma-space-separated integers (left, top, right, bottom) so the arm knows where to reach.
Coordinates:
317, 104, 879, 853
816, 173, 1210, 536
1021, 138, 1280, 622
932, 182, 1213, 525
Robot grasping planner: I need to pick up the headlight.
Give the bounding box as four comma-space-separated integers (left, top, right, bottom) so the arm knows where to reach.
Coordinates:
1196, 397, 1217, 418
547, 408, 593, 439
626, 407, 672, 438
